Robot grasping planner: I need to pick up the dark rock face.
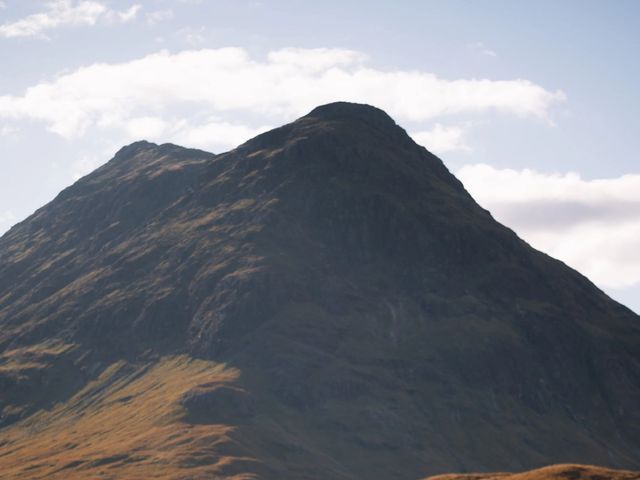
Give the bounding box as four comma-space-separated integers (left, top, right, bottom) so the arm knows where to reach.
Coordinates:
181, 384, 255, 423
0, 102, 639, 478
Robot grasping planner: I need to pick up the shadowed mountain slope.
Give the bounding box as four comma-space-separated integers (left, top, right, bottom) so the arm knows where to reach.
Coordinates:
0, 102, 639, 479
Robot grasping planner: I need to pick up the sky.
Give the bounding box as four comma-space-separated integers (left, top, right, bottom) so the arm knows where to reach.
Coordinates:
0, 0, 638, 313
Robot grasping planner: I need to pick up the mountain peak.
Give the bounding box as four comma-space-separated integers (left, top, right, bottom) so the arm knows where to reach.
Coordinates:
305, 101, 393, 119
302, 101, 398, 128
113, 139, 158, 158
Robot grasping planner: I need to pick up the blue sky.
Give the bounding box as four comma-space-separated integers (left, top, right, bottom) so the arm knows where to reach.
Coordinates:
0, 0, 638, 312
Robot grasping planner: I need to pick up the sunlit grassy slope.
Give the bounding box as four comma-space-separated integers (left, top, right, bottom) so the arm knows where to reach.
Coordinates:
0, 355, 261, 479
425, 464, 640, 480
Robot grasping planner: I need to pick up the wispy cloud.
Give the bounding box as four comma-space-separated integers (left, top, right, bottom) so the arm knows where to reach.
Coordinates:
1, 125, 18, 136
457, 163, 640, 290
0, 47, 565, 138
412, 124, 471, 154
175, 26, 206, 45
0, 0, 141, 38
106, 4, 140, 23
146, 9, 174, 25
469, 41, 497, 57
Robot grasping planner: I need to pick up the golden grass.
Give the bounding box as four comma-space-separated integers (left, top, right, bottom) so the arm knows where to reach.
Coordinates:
0, 340, 76, 374
0, 340, 75, 359
425, 464, 640, 480
0, 355, 258, 480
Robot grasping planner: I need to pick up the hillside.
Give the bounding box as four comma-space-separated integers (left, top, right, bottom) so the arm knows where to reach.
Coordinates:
425, 464, 640, 480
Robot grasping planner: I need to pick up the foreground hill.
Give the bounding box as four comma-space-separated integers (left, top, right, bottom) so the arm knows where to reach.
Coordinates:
425, 464, 640, 480
0, 102, 638, 479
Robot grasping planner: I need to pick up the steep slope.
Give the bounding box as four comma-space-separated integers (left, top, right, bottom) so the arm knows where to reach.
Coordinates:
0, 102, 639, 479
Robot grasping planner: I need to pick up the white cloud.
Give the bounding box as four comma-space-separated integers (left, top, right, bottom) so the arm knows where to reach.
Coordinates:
267, 47, 367, 72
124, 116, 168, 139
0, 2, 7, 10
0, 210, 16, 235
146, 9, 174, 25
0, 0, 141, 38
120, 115, 270, 152
457, 163, 640, 289
412, 124, 471, 154
169, 118, 271, 151
105, 4, 140, 23
0, 47, 565, 139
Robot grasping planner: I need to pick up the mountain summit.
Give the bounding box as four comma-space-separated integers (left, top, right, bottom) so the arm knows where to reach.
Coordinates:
0, 102, 639, 479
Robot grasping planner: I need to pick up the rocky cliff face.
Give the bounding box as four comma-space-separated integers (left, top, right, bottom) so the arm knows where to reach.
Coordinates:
0, 102, 638, 479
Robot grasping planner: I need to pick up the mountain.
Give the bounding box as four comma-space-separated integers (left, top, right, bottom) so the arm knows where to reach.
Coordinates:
0, 102, 638, 479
